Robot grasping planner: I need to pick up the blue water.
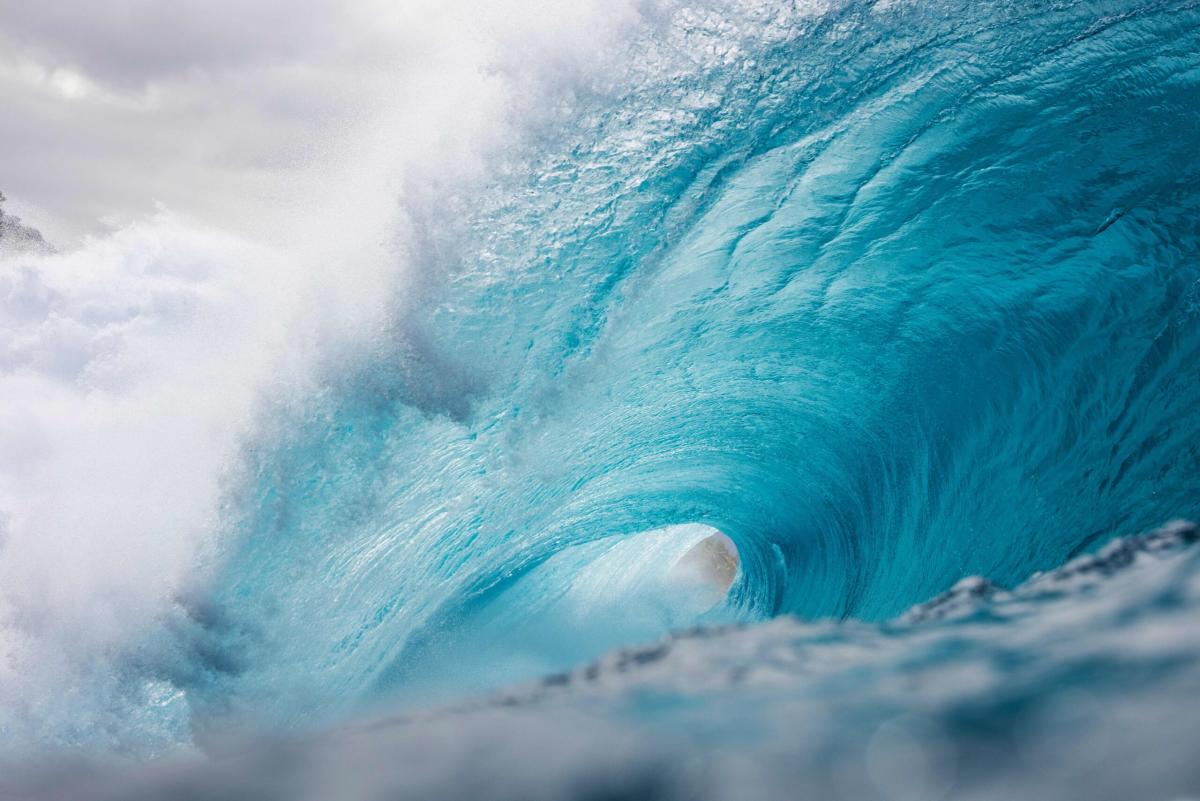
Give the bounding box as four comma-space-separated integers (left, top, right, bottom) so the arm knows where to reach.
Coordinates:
179, 0, 1200, 730
5, 0, 1200, 792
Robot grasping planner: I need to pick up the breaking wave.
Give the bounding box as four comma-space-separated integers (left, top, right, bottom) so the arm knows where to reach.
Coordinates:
2, 0, 1199, 759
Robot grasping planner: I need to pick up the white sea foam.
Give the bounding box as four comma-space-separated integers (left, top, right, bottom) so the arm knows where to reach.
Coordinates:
0, 0, 651, 752
0, 216, 293, 749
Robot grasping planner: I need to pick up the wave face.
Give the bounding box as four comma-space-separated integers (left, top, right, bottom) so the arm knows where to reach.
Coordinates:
4, 0, 1200, 758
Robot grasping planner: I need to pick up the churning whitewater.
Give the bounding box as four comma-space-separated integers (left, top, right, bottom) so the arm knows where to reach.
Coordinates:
2, 0, 1200, 796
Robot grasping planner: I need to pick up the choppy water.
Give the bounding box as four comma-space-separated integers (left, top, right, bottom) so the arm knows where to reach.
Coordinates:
2, 0, 1200, 796
13, 521, 1200, 800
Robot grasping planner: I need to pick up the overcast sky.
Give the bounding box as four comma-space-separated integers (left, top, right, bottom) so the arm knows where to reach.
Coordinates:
0, 1, 453, 246
0, 0, 652, 250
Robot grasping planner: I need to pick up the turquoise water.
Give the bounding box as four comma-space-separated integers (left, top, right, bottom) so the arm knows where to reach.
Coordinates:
185, 0, 1200, 732
3, 0, 1200, 792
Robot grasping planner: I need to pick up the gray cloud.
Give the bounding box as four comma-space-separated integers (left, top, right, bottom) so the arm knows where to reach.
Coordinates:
0, 0, 648, 247
0, 0, 431, 245
0, 0, 389, 86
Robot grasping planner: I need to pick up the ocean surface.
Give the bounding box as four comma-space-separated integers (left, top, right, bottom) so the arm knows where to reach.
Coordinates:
14, 521, 1200, 800
2, 0, 1199, 798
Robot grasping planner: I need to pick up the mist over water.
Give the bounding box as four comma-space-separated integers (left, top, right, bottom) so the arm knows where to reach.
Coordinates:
2, 1, 1200, 795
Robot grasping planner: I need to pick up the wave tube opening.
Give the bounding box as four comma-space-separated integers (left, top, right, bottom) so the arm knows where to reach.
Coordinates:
361, 524, 742, 705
